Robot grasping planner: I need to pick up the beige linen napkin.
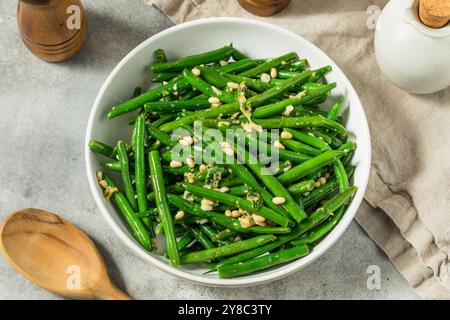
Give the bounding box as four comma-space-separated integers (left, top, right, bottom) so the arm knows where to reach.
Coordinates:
151, 0, 450, 299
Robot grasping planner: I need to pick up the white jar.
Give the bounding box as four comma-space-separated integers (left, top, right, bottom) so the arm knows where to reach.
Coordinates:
374, 0, 450, 94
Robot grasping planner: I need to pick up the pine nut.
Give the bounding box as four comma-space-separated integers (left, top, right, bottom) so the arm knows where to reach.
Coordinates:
252, 214, 266, 222
219, 187, 229, 193
272, 196, 286, 205
273, 140, 285, 150
175, 211, 185, 221
199, 164, 207, 172
201, 198, 215, 207
208, 96, 221, 104
225, 210, 232, 217
281, 131, 293, 139
211, 86, 221, 96
260, 73, 271, 83
179, 138, 190, 147
325, 172, 331, 179
282, 105, 294, 116
191, 68, 201, 76
315, 181, 322, 188
219, 60, 228, 66
319, 177, 327, 185
254, 220, 267, 227
231, 210, 242, 218
201, 204, 213, 211
186, 157, 195, 168
227, 82, 239, 90
169, 160, 183, 168
99, 180, 108, 189
270, 68, 278, 78
239, 216, 254, 228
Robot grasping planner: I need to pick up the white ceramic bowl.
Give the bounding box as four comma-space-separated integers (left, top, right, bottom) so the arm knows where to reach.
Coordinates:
85, 18, 371, 287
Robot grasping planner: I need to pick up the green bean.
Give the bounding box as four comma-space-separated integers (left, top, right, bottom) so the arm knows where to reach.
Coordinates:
254, 115, 346, 137
228, 164, 290, 219
104, 161, 122, 172
228, 184, 250, 196
314, 186, 356, 213
221, 73, 273, 92
89, 140, 115, 159
287, 180, 315, 195
292, 207, 345, 245
134, 115, 152, 229
167, 194, 291, 234
303, 166, 355, 207
144, 99, 211, 113
240, 52, 298, 77
281, 139, 321, 156
154, 48, 168, 63
232, 49, 249, 61
252, 80, 336, 118
181, 69, 235, 103
278, 142, 355, 185
303, 129, 332, 145
108, 76, 191, 119
199, 224, 221, 243
235, 145, 306, 222
148, 150, 180, 266
179, 89, 201, 100
183, 184, 290, 227
177, 231, 196, 252
283, 128, 331, 152
146, 124, 177, 148
160, 73, 313, 132
280, 59, 308, 72
328, 96, 344, 121
311, 65, 332, 82
277, 70, 310, 79
216, 229, 239, 241
221, 176, 245, 187
102, 175, 151, 250
197, 66, 230, 89
181, 234, 276, 264
188, 225, 215, 250
151, 72, 179, 83
333, 159, 349, 192
151, 45, 234, 73
244, 133, 312, 164
217, 59, 258, 74
116, 141, 137, 210
152, 114, 177, 128
212, 207, 332, 269
218, 244, 309, 278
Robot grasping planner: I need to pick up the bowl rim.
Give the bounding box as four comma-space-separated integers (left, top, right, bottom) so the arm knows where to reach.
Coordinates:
85, 17, 371, 287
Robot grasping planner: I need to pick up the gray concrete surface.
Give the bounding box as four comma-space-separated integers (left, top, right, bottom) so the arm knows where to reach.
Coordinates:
0, 0, 419, 299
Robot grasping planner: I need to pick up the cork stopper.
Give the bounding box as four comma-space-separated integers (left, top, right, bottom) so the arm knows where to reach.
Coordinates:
419, 0, 450, 28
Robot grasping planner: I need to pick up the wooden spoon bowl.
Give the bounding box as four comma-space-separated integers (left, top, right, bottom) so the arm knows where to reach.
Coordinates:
0, 209, 130, 300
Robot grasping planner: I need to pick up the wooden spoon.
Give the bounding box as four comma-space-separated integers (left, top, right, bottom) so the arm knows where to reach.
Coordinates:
0, 208, 131, 300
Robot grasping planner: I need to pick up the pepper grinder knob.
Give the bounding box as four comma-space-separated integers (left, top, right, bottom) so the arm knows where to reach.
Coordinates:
17, 0, 88, 62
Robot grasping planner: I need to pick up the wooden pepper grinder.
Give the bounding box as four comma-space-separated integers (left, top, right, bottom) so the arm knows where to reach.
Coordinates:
238, 0, 291, 17
419, 0, 450, 28
17, 0, 88, 62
